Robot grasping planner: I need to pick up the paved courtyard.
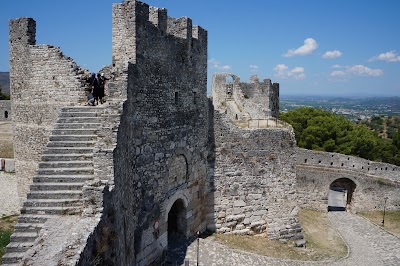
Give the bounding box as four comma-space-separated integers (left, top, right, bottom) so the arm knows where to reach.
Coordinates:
169, 212, 400, 266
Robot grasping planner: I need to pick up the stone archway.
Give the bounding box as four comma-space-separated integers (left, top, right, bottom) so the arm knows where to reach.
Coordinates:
328, 178, 356, 211
167, 198, 187, 238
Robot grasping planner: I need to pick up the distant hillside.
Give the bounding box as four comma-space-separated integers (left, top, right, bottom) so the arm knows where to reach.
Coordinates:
0, 72, 10, 96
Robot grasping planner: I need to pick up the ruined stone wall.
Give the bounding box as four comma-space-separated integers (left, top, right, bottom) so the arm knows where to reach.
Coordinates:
9, 18, 88, 203
211, 73, 240, 110
211, 73, 280, 120
0, 100, 11, 120
208, 109, 302, 239
105, 1, 209, 265
296, 148, 400, 212
240, 79, 272, 119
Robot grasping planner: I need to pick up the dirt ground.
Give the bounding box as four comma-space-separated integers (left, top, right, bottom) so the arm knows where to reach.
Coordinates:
0, 121, 14, 158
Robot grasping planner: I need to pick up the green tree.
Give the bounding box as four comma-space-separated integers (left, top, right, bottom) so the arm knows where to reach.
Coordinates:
0, 84, 10, 100
280, 107, 400, 166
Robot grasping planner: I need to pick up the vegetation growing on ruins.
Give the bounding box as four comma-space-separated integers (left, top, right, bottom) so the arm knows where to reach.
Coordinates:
0, 215, 17, 259
280, 107, 400, 166
0, 85, 10, 100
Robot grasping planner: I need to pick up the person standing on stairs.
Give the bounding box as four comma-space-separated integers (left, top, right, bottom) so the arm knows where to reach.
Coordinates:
98, 73, 109, 104
85, 73, 96, 106
91, 73, 100, 105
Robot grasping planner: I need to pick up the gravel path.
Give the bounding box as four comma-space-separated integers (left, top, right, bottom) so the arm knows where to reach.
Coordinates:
171, 212, 400, 266
328, 212, 400, 266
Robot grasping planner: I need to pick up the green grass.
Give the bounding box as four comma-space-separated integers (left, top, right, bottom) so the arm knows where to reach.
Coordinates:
0, 231, 12, 258
358, 211, 400, 237
0, 141, 14, 158
0, 215, 17, 260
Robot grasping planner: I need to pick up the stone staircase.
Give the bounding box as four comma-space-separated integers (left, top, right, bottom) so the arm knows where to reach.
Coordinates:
1, 106, 103, 265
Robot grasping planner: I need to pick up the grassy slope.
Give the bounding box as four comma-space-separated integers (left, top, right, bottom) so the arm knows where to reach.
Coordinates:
0, 215, 17, 260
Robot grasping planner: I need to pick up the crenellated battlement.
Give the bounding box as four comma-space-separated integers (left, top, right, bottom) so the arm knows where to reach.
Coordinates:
149, 7, 167, 34
112, 0, 207, 72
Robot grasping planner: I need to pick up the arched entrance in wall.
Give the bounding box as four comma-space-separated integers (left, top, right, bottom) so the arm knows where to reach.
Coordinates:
168, 198, 187, 239
327, 178, 356, 211
165, 198, 189, 266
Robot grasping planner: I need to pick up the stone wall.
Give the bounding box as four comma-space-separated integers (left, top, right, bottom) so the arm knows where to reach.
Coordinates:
239, 78, 279, 119
207, 108, 302, 239
296, 148, 400, 212
0, 100, 11, 120
9, 18, 88, 203
296, 148, 400, 182
211, 73, 280, 121
0, 171, 19, 216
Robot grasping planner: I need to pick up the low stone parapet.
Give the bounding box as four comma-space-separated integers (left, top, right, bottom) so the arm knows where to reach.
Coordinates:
0, 158, 15, 172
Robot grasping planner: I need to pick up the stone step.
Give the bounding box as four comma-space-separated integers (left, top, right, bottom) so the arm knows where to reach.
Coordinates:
59, 111, 99, 118
57, 117, 102, 124
21, 206, 81, 215
41, 153, 93, 162
33, 175, 93, 183
49, 134, 97, 142
17, 214, 53, 224
13, 222, 43, 233
43, 147, 94, 154
29, 182, 85, 191
61, 106, 104, 113
37, 167, 93, 175
1, 252, 24, 264
23, 198, 82, 208
27, 190, 82, 200
55, 123, 100, 130
10, 232, 39, 243
38, 160, 93, 169
51, 129, 97, 136
47, 141, 97, 148
6, 241, 35, 253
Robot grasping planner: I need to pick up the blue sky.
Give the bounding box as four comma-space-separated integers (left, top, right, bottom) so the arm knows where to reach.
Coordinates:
1, 0, 399, 96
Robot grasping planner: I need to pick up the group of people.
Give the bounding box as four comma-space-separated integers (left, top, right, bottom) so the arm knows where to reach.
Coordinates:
85, 72, 109, 106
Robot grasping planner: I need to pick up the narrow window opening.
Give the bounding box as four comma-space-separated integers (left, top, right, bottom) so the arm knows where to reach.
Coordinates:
175, 92, 179, 104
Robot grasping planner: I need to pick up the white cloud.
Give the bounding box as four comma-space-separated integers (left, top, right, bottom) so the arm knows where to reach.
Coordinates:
283, 38, 318, 57
322, 50, 342, 59
329, 64, 383, 77
208, 58, 232, 71
369, 51, 400, 62
249, 65, 258, 73
347, 65, 383, 76
274, 64, 305, 79
330, 70, 345, 76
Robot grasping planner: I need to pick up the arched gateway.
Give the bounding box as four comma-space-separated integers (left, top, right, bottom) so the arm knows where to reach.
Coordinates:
167, 198, 187, 238
328, 178, 356, 211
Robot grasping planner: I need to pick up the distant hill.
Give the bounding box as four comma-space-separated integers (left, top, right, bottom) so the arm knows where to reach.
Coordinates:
0, 72, 10, 96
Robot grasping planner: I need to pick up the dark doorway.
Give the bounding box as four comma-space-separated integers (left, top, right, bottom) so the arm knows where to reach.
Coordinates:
166, 199, 189, 265
328, 178, 356, 211
168, 199, 186, 238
